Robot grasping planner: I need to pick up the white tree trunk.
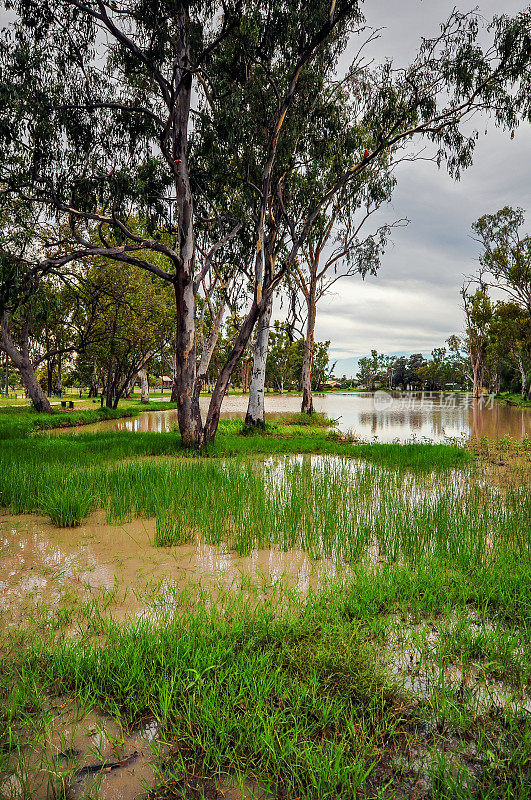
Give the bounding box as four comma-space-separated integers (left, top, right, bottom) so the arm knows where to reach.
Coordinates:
139, 368, 149, 403
301, 292, 316, 414
245, 295, 273, 427
515, 351, 527, 400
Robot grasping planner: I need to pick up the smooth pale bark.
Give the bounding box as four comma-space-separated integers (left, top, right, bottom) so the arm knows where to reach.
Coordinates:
173, 274, 203, 446
20, 360, 54, 412
301, 284, 317, 414
241, 360, 251, 393
139, 368, 149, 403
515, 352, 527, 401
204, 300, 262, 443
197, 298, 226, 384
245, 295, 273, 427
170, 353, 178, 402
0, 314, 53, 413
170, 13, 204, 448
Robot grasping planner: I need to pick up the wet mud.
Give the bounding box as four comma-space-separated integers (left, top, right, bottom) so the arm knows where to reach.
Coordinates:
0, 703, 163, 800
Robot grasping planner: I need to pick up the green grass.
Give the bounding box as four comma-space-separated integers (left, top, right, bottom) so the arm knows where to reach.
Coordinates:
496, 391, 531, 408
0, 398, 180, 440
0, 404, 529, 798
1, 562, 529, 799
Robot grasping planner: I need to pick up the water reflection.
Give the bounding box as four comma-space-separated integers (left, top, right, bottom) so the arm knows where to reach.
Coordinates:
0, 512, 342, 627
63, 392, 531, 443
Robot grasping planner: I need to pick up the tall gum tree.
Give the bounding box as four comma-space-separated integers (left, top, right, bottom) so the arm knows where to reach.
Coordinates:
0, 4, 530, 439
461, 282, 493, 399
0, 0, 366, 443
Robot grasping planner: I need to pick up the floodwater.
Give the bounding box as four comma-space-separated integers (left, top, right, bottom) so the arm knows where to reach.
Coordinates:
0, 704, 164, 800
0, 513, 334, 798
0, 512, 343, 629
66, 392, 531, 442
0, 698, 273, 800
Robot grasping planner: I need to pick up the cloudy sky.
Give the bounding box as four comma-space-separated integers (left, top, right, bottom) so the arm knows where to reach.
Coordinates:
312, 0, 531, 376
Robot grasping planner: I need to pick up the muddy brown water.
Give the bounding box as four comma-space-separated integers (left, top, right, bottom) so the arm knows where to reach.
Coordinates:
2, 509, 529, 798
0, 512, 343, 629
0, 514, 329, 798
60, 392, 531, 443
1, 704, 163, 800
0, 700, 272, 800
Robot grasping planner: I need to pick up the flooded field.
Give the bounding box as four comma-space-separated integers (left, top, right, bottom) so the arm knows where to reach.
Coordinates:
1, 437, 529, 798
0, 510, 342, 629
64, 392, 531, 442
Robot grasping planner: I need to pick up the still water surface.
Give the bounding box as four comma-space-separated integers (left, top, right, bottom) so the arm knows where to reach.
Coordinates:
74, 392, 531, 443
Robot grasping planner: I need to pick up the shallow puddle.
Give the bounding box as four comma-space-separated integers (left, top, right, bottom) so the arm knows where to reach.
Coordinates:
0, 699, 276, 800
0, 703, 164, 800
384, 613, 531, 714
0, 512, 344, 629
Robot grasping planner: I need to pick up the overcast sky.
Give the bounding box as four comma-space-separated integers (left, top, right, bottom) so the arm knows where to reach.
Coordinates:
314, 1, 531, 375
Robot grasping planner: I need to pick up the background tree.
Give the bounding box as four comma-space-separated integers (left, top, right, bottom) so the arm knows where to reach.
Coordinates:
241, 7, 531, 424
461, 283, 493, 399
490, 301, 531, 400
0, 263, 93, 411
79, 261, 173, 408
356, 350, 384, 390
0, 0, 367, 444
473, 206, 531, 314
1, 4, 530, 438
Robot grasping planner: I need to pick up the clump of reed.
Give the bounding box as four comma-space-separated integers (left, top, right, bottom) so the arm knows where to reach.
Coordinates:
154, 508, 190, 546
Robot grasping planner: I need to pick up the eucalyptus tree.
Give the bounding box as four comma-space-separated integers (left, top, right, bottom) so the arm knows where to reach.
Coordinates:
80, 259, 174, 408
0, 254, 93, 411
1, 3, 530, 440
0, 0, 366, 444
490, 301, 531, 400
473, 206, 531, 315
461, 282, 493, 398
239, 7, 531, 424
286, 157, 401, 413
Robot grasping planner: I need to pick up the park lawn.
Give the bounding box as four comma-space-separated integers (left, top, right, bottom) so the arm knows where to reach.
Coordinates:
0, 405, 529, 799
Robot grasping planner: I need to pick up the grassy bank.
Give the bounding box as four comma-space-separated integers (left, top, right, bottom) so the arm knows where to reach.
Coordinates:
0, 398, 181, 440
0, 416, 471, 528
496, 392, 531, 408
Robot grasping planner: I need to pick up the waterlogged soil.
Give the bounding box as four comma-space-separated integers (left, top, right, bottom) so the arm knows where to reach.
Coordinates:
1, 704, 163, 800
0, 698, 276, 800
384, 613, 531, 715
0, 513, 343, 629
